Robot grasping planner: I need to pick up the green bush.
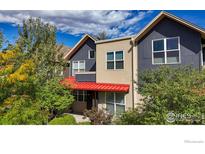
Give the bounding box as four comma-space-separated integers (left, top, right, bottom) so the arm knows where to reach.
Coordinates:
117, 66, 205, 125
49, 114, 76, 125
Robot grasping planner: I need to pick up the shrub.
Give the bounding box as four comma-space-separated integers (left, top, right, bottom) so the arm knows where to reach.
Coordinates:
49, 114, 76, 125
0, 96, 48, 125
117, 66, 205, 125
83, 107, 113, 125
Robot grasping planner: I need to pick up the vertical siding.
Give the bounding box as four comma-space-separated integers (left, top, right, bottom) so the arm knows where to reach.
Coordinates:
66, 38, 96, 81
138, 17, 202, 72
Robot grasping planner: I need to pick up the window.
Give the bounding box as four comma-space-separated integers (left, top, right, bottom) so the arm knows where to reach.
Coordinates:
106, 51, 124, 70
106, 92, 125, 115
88, 50, 96, 59
72, 60, 85, 76
107, 52, 114, 69
152, 37, 180, 64
73, 90, 87, 102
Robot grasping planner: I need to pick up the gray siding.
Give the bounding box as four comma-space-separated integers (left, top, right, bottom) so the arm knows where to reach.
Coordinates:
138, 17, 202, 72
76, 73, 96, 82
67, 38, 96, 81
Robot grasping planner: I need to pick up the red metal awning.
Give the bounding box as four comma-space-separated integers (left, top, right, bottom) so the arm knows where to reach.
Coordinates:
61, 77, 129, 92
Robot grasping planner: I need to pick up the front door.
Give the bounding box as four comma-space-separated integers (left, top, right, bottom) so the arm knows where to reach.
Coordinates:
87, 91, 93, 110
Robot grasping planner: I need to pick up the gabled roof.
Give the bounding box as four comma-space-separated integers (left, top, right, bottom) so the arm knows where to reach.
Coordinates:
63, 34, 96, 59
134, 11, 205, 42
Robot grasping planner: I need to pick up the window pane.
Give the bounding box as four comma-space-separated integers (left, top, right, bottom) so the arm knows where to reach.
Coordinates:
72, 69, 78, 76
116, 61, 124, 69
115, 93, 124, 104
107, 61, 114, 69
79, 69, 85, 72
116, 51, 123, 60
107, 52, 114, 60
106, 92, 114, 104
153, 40, 164, 51
79, 61, 85, 69
116, 104, 125, 115
167, 38, 179, 50
167, 50, 179, 63
73, 91, 78, 101
153, 52, 165, 64
84, 94, 87, 102
89, 50, 95, 59
73, 62, 78, 69
106, 103, 114, 115
78, 95, 84, 101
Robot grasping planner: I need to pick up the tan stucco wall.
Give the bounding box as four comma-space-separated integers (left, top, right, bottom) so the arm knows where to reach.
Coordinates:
96, 39, 134, 110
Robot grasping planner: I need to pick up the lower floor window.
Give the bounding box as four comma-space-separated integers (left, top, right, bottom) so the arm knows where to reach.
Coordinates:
106, 92, 125, 115
73, 90, 87, 102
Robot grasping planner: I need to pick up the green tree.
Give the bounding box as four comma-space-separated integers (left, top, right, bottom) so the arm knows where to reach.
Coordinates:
37, 78, 74, 120
0, 18, 73, 125
0, 31, 4, 49
0, 96, 48, 125
17, 18, 66, 83
117, 66, 205, 125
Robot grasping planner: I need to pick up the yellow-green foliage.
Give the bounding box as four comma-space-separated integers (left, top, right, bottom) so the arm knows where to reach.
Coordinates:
8, 59, 35, 83
0, 49, 36, 84
0, 49, 18, 64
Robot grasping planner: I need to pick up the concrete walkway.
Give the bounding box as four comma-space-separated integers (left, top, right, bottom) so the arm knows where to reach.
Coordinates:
68, 113, 90, 123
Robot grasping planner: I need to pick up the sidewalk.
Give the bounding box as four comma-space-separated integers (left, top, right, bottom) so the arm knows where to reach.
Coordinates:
67, 113, 90, 123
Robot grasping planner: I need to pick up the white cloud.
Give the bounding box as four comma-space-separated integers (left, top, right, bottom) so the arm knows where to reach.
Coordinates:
0, 10, 153, 38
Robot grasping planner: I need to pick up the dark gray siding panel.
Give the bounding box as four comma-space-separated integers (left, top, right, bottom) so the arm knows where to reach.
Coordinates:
138, 17, 202, 72
70, 38, 96, 72
65, 38, 96, 82
76, 74, 96, 82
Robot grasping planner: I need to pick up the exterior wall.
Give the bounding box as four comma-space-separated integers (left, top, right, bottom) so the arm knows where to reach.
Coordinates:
76, 73, 96, 82
68, 38, 96, 80
138, 17, 202, 72
72, 101, 87, 114
96, 39, 134, 110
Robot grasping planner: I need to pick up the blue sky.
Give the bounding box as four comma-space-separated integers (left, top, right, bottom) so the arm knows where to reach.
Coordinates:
0, 10, 205, 48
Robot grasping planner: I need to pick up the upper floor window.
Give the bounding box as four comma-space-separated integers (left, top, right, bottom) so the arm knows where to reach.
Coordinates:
88, 50, 96, 59
72, 60, 85, 76
152, 37, 180, 64
107, 51, 124, 70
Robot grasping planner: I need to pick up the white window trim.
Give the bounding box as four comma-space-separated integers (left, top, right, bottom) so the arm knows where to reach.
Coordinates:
88, 50, 95, 59
106, 50, 124, 70
105, 92, 126, 115
72, 60, 85, 76
152, 37, 181, 65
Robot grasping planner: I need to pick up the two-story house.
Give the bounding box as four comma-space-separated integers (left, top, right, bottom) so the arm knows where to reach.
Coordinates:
62, 11, 205, 115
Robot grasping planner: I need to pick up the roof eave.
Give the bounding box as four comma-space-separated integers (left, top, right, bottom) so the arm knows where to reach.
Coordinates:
134, 11, 205, 42
95, 35, 134, 44
63, 34, 96, 60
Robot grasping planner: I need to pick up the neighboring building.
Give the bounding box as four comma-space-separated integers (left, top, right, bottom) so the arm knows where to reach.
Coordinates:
62, 11, 205, 115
